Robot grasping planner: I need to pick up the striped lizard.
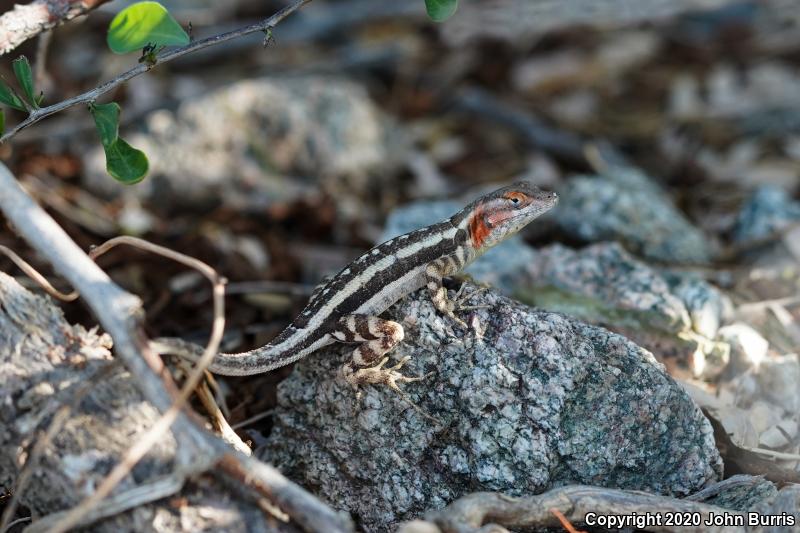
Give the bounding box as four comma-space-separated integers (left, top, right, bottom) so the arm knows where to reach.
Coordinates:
153, 182, 558, 389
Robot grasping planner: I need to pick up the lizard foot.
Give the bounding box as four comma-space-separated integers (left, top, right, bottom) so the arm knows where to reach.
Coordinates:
343, 356, 431, 391
343, 357, 441, 424
453, 283, 490, 311
441, 284, 489, 331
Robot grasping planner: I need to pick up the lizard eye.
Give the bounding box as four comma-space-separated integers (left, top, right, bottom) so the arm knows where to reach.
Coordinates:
505, 191, 526, 205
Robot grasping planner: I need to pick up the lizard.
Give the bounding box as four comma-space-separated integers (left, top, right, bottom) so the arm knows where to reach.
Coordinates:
152, 182, 558, 389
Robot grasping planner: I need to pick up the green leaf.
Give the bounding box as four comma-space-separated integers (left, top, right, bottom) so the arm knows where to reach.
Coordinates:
0, 78, 26, 111
107, 1, 190, 54
425, 0, 458, 22
0, 109, 4, 136
12, 56, 36, 108
89, 101, 149, 183
104, 138, 149, 184
88, 102, 121, 146
35, 92, 44, 107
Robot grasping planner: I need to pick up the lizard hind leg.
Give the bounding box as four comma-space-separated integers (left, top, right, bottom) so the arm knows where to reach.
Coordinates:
334, 314, 428, 390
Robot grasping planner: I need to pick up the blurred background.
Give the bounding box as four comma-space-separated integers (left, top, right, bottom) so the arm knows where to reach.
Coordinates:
1, 0, 798, 473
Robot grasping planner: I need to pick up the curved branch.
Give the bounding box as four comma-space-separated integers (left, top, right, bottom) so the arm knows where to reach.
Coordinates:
0, 0, 111, 56
426, 486, 747, 533
0, 0, 312, 144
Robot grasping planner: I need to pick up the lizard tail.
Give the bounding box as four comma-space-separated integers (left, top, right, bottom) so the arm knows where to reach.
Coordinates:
150, 327, 331, 376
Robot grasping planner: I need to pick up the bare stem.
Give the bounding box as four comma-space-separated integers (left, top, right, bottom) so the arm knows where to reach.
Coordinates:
0, 0, 313, 144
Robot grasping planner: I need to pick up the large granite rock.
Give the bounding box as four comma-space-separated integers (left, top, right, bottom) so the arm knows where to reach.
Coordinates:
260, 284, 723, 531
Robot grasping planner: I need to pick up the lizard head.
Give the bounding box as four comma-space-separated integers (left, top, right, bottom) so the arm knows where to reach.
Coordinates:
459, 181, 558, 252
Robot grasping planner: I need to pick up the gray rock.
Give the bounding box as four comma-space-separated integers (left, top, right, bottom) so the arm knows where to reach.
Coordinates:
84, 76, 408, 210
518, 243, 731, 367
755, 354, 800, 413
733, 185, 800, 243
0, 272, 287, 532
553, 167, 712, 263
665, 273, 733, 340
380, 200, 535, 292
261, 284, 722, 531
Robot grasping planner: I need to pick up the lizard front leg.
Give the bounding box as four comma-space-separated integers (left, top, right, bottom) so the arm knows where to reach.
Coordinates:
335, 314, 425, 389
425, 257, 469, 329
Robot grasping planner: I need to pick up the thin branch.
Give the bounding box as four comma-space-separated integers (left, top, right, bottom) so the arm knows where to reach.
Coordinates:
0, 0, 111, 56
46, 236, 228, 533
550, 509, 586, 533
0, 0, 312, 144
0, 244, 78, 301
194, 375, 252, 455
1, 517, 30, 533
426, 486, 747, 533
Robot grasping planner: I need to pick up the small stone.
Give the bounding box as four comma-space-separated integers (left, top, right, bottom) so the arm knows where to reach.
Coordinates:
82, 76, 408, 211
717, 323, 769, 375
759, 425, 791, 449
667, 275, 732, 339
692, 341, 730, 380
748, 401, 783, 435
519, 242, 733, 363
755, 354, 800, 413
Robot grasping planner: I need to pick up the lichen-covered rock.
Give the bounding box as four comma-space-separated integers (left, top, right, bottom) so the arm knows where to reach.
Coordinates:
553, 167, 712, 263
733, 185, 800, 243
260, 284, 722, 531
0, 272, 277, 532
83, 76, 408, 210
517, 242, 731, 368
380, 199, 535, 292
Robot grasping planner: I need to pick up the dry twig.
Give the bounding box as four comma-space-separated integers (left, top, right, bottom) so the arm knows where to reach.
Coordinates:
0, 244, 78, 301
24, 469, 196, 533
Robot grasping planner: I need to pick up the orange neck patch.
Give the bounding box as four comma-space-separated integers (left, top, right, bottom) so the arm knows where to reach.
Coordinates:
468, 208, 491, 249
